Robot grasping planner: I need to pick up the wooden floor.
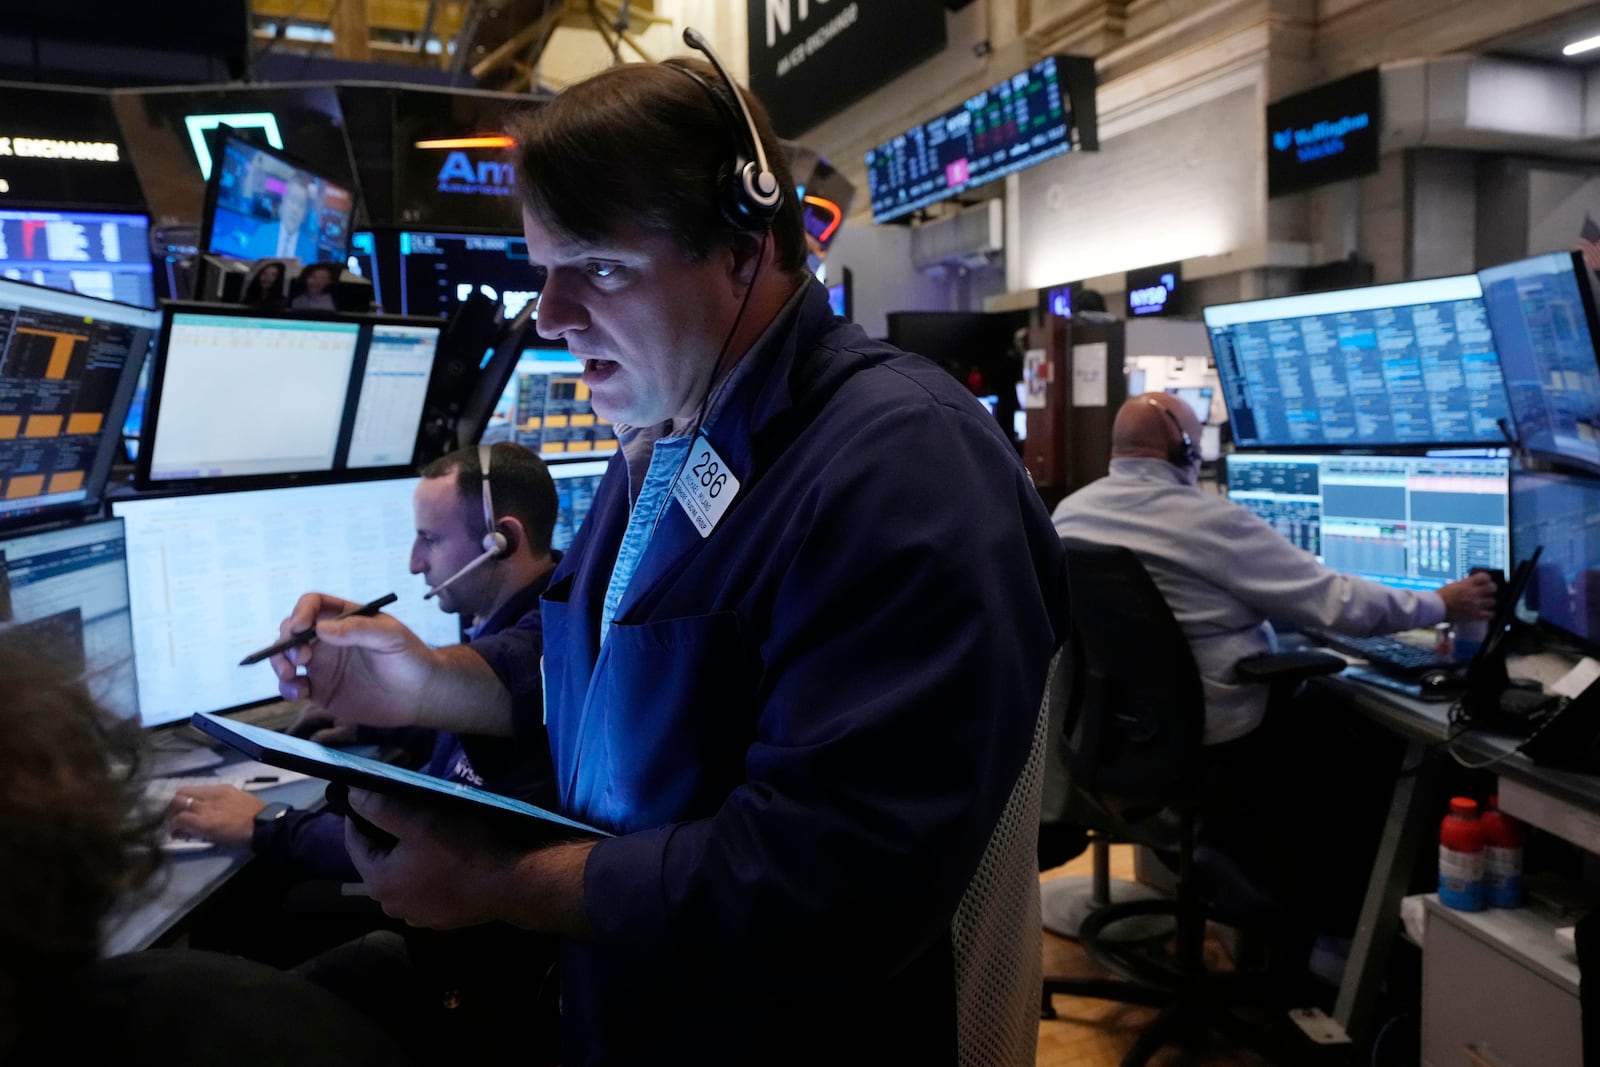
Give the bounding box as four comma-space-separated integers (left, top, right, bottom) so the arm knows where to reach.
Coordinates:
1036, 846, 1265, 1067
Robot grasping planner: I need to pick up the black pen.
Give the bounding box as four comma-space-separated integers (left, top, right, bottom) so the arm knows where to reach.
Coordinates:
238, 592, 398, 666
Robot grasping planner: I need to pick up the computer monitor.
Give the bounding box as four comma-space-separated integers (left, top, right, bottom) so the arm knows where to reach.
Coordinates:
202, 132, 355, 267
550, 459, 609, 552
1477, 250, 1600, 474
1204, 275, 1513, 449
138, 306, 440, 488
0, 209, 155, 309
1165, 386, 1214, 424
348, 230, 383, 309
397, 230, 541, 320
0, 277, 157, 529
1224, 452, 1511, 591
1511, 468, 1600, 654
0, 517, 138, 720
111, 478, 466, 727
476, 346, 618, 460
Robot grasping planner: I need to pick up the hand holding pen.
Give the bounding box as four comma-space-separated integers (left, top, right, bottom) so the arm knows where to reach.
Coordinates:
239, 592, 398, 665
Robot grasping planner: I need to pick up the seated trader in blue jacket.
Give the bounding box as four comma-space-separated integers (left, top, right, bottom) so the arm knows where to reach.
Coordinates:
168, 442, 560, 866
267, 38, 1063, 1067
1053, 391, 1497, 746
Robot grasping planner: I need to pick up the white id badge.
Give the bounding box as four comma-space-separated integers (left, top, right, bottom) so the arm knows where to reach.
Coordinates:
673, 436, 741, 538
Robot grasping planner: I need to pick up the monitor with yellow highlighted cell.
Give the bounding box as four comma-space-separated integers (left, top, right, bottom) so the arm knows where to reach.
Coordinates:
476, 346, 619, 461
0, 277, 158, 530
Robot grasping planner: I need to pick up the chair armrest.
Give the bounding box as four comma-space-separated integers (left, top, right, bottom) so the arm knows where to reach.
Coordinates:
1234, 649, 1346, 684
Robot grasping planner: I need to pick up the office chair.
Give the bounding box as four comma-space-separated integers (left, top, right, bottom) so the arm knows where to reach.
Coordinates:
1039, 538, 1344, 1067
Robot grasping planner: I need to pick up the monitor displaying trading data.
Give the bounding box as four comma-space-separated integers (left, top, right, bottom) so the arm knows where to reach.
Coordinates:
0, 518, 138, 720
478, 347, 617, 460
112, 479, 465, 727
0, 209, 155, 308
347, 231, 383, 309
398, 231, 540, 319
205, 135, 355, 266
141, 308, 438, 485
0, 278, 157, 527
1205, 275, 1512, 448
550, 459, 609, 552
1478, 251, 1600, 474
1512, 469, 1600, 653
1224, 452, 1510, 591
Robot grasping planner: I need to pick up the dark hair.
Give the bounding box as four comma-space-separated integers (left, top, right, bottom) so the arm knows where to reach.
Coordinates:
506, 57, 808, 277
420, 442, 559, 556
0, 639, 163, 984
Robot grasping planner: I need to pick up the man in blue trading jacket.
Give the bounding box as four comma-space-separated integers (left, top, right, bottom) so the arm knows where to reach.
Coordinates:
269, 44, 1063, 1067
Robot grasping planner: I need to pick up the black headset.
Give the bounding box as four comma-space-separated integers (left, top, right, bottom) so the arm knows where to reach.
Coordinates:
665, 27, 783, 233
423, 444, 515, 602
1146, 397, 1200, 467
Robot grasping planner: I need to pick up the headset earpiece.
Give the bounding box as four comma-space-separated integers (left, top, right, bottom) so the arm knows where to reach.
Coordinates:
1146, 397, 1200, 467
675, 28, 782, 232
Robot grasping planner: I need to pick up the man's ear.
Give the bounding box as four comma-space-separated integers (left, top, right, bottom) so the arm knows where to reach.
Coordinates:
496, 515, 527, 557
726, 231, 767, 290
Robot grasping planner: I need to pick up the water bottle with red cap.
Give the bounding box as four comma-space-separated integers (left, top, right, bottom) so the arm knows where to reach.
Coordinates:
1439, 796, 1486, 911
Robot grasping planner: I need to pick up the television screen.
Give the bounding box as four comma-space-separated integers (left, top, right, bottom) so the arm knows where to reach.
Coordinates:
1478, 251, 1600, 474
0, 209, 154, 308
1512, 468, 1600, 653
1205, 274, 1512, 448
139, 306, 439, 487
477, 347, 617, 460
866, 55, 1096, 224
1266, 68, 1382, 199
0, 278, 157, 528
549, 459, 609, 552
112, 478, 465, 727
0, 518, 138, 721
204, 134, 355, 265
1225, 451, 1511, 592
397, 230, 540, 319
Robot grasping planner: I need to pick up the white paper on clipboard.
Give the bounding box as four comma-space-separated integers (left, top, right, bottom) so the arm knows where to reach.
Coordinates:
1072, 342, 1108, 407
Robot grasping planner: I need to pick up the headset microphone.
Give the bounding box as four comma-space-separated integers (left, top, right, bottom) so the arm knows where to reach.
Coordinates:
424, 444, 514, 601
1146, 397, 1200, 467
674, 27, 783, 231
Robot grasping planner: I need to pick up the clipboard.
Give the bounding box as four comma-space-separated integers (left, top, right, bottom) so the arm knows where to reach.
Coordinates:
191, 711, 607, 841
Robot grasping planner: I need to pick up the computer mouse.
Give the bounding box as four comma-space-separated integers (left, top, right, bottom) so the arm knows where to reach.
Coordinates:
1419, 668, 1465, 696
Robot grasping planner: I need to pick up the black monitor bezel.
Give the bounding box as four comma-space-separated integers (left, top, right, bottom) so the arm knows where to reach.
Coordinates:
1203, 272, 1515, 453
0, 275, 157, 534
134, 301, 443, 493
198, 128, 358, 273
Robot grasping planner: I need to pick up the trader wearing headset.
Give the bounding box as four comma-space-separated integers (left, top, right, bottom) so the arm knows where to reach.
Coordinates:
1052, 391, 1497, 747
268, 29, 1061, 1067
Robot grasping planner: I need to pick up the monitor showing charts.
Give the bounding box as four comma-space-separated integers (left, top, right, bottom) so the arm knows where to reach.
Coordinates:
0, 518, 138, 721
203, 134, 355, 266
1511, 468, 1600, 653
1477, 251, 1600, 474
478, 346, 617, 460
550, 459, 609, 552
0, 209, 155, 308
112, 478, 466, 727
1205, 275, 1512, 448
139, 306, 439, 487
397, 230, 541, 319
1224, 452, 1510, 592
0, 277, 157, 528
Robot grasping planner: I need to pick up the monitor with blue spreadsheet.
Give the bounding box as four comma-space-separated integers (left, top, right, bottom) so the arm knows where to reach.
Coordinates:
1478, 251, 1600, 474
0, 209, 154, 308
477, 347, 618, 461
0, 277, 157, 528
111, 478, 466, 727
138, 306, 440, 487
0, 517, 138, 721
550, 459, 609, 552
1511, 468, 1600, 654
1224, 452, 1511, 591
1204, 275, 1512, 448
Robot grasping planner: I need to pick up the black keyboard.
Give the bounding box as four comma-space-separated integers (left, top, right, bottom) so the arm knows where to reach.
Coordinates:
1301, 628, 1454, 680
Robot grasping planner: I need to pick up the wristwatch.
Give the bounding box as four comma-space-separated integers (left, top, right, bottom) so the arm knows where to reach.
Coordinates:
255, 801, 293, 826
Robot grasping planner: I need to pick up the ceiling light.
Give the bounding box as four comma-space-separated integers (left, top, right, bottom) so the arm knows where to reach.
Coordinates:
1562, 33, 1600, 56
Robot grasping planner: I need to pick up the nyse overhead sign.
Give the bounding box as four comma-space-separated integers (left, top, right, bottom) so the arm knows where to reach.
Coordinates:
748, 0, 945, 137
